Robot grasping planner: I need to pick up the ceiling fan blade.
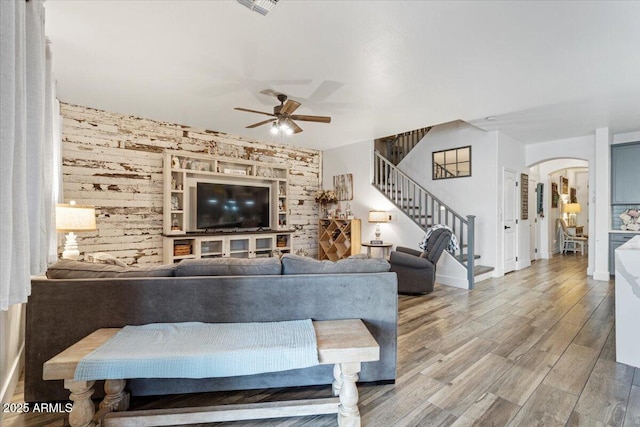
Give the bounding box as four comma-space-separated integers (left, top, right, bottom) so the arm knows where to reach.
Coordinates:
289, 120, 303, 134
290, 114, 332, 123
246, 118, 276, 128
234, 107, 275, 117
280, 100, 302, 115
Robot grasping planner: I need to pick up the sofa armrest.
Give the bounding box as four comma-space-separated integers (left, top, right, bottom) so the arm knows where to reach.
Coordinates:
390, 251, 433, 269
395, 246, 423, 257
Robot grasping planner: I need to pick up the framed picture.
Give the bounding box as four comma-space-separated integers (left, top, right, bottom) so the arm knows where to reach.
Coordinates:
570, 187, 577, 203
551, 182, 559, 208
561, 176, 569, 194
333, 174, 353, 201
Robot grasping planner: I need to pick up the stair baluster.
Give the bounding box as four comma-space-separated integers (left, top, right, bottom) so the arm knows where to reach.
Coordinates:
372, 151, 476, 289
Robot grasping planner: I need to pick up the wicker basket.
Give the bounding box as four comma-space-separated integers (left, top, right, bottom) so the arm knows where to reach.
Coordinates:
173, 244, 191, 256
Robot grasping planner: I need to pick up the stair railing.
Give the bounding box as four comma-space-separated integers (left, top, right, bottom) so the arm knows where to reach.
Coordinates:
373, 151, 476, 289
385, 127, 432, 165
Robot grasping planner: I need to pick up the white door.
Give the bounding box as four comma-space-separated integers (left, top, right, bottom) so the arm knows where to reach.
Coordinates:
529, 178, 538, 261
503, 169, 517, 273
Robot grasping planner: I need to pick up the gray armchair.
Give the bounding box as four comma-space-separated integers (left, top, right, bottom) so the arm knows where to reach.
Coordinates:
389, 228, 452, 294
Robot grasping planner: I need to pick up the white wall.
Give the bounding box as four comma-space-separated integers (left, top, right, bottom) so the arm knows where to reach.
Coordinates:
526, 135, 596, 274
323, 126, 637, 282
529, 159, 590, 260
398, 122, 500, 271
323, 121, 536, 279
525, 129, 640, 280
0, 304, 25, 410
322, 140, 416, 252
497, 132, 529, 273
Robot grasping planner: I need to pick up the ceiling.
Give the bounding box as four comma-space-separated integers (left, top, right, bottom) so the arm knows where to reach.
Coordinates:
45, 1, 640, 150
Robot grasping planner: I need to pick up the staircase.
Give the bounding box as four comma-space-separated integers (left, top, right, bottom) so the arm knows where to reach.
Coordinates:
374, 127, 432, 166
373, 151, 493, 289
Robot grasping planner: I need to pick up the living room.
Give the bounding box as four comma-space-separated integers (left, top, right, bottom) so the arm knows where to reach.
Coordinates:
2, 1, 640, 426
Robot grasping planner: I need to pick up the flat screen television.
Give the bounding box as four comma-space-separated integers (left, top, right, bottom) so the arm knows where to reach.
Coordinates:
196, 182, 270, 230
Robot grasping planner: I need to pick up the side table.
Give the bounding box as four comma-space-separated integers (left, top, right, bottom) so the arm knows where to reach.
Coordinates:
361, 242, 393, 258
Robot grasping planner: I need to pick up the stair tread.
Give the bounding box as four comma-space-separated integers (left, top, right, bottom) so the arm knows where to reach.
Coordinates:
474, 265, 494, 276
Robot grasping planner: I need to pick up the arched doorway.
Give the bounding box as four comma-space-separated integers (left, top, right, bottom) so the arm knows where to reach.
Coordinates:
528, 158, 591, 274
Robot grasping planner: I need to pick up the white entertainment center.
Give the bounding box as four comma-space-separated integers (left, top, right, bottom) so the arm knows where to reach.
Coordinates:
162, 150, 294, 264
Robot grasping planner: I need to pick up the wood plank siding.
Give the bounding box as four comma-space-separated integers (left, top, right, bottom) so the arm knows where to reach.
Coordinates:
59, 103, 321, 264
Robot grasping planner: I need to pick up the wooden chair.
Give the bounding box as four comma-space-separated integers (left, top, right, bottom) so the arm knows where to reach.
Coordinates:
558, 218, 588, 255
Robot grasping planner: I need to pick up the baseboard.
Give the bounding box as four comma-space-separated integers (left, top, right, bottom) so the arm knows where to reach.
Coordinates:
0, 341, 24, 406
592, 271, 611, 281
436, 273, 469, 289
474, 271, 494, 283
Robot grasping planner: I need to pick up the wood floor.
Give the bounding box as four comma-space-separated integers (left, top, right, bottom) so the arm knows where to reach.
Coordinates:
5, 255, 640, 427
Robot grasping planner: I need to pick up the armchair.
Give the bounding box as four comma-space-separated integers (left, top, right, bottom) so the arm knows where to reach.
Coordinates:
389, 228, 452, 294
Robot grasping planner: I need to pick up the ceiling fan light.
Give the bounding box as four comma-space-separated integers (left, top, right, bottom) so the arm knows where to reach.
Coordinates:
270, 122, 279, 134
285, 127, 294, 135
279, 122, 290, 132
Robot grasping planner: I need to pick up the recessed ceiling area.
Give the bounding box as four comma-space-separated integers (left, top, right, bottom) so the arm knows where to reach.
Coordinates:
45, 1, 640, 150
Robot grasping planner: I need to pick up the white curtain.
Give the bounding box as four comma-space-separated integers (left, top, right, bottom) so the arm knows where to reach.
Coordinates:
1, 0, 60, 310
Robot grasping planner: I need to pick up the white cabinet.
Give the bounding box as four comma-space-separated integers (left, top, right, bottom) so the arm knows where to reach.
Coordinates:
163, 232, 293, 264
198, 237, 225, 259
163, 150, 290, 234
162, 149, 294, 264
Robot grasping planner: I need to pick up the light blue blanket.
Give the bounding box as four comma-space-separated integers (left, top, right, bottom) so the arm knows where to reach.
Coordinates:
74, 320, 319, 381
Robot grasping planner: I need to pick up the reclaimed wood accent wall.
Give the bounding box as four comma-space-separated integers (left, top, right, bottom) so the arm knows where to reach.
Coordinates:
60, 103, 321, 264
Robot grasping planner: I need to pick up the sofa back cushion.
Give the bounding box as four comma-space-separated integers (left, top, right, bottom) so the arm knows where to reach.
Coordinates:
46, 259, 175, 279
281, 254, 390, 275
175, 257, 282, 277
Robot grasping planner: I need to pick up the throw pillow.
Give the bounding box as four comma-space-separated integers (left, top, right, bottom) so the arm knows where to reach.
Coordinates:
281, 254, 390, 275
175, 257, 282, 277
46, 259, 175, 279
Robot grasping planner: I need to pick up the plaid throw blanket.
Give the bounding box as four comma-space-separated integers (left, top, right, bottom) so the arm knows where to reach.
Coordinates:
418, 224, 459, 253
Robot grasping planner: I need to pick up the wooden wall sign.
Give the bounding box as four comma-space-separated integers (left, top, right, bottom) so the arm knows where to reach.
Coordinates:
521, 173, 529, 220
536, 183, 544, 216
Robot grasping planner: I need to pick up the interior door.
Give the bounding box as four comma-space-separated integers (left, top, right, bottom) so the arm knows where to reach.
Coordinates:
503, 169, 517, 273
529, 178, 538, 261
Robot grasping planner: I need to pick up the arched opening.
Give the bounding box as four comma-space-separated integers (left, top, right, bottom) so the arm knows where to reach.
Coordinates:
527, 157, 592, 274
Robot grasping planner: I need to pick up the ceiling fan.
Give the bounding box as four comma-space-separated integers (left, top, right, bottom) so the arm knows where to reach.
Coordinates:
234, 94, 331, 135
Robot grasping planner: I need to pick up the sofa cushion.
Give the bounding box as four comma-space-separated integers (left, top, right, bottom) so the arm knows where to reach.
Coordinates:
281, 254, 390, 275
46, 259, 175, 279
175, 257, 282, 277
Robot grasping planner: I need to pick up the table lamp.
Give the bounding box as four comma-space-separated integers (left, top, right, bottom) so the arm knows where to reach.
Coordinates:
368, 210, 388, 244
56, 201, 97, 260
563, 203, 581, 227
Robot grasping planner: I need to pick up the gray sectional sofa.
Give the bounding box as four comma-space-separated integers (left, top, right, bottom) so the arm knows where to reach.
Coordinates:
26, 255, 398, 402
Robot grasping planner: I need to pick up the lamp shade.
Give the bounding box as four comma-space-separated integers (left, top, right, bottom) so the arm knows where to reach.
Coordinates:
56, 203, 97, 232
563, 203, 581, 214
368, 211, 388, 223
